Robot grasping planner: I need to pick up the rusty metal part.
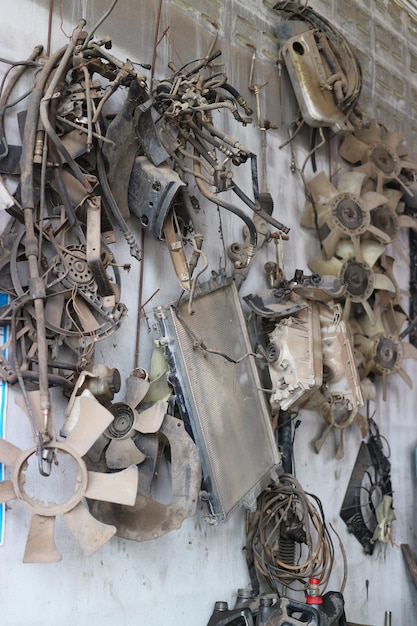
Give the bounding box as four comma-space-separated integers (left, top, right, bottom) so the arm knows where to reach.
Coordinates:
128, 156, 186, 239
0, 391, 138, 562
87, 413, 201, 541
274, 2, 362, 131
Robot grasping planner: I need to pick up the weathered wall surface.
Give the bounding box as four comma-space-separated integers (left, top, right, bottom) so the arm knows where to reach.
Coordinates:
0, 1, 416, 625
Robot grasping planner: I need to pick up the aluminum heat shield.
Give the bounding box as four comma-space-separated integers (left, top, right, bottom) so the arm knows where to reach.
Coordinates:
155, 275, 281, 522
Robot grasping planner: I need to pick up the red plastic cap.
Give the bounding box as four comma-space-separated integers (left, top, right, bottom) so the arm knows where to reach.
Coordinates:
306, 596, 323, 605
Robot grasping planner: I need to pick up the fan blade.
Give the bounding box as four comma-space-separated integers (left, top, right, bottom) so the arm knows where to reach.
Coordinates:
383, 187, 403, 211
62, 501, 116, 556
398, 367, 413, 389
141, 347, 172, 404
354, 120, 382, 145
361, 300, 376, 326
73, 296, 101, 333
23, 514, 61, 563
354, 412, 369, 439
401, 342, 417, 360
353, 162, 377, 181
124, 372, 150, 409
361, 191, 388, 212
133, 400, 166, 434
351, 234, 363, 263
399, 159, 417, 172
308, 249, 342, 277
0, 479, 16, 502
366, 224, 392, 244
382, 131, 404, 153
0, 438, 22, 467
300, 201, 317, 229
398, 214, 417, 233
86, 433, 109, 463
15, 390, 53, 437
44, 293, 65, 329
373, 273, 396, 293
65, 396, 114, 457
336, 171, 366, 196
339, 135, 369, 164
307, 171, 338, 205
85, 466, 138, 505
105, 438, 146, 470
321, 228, 341, 260
361, 240, 386, 267
343, 297, 352, 321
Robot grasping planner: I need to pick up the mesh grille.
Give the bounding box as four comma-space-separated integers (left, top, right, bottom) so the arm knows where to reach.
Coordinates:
157, 279, 280, 521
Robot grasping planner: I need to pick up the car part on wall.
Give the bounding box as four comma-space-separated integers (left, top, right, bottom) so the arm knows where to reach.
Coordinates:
273, 2, 362, 132
0, 390, 138, 562
308, 239, 397, 323
339, 119, 417, 195
87, 412, 201, 542
249, 474, 335, 593
265, 304, 323, 411
155, 272, 281, 522
301, 170, 391, 261
206, 600, 254, 626
339, 417, 393, 555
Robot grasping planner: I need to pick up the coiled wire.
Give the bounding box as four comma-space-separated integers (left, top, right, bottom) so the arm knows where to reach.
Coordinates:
250, 473, 335, 593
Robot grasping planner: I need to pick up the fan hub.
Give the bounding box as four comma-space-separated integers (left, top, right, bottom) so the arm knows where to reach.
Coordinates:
373, 334, 402, 374
332, 193, 368, 234
368, 143, 400, 179
106, 403, 136, 439
13, 442, 87, 517
59, 245, 95, 287
370, 206, 399, 240
340, 259, 374, 302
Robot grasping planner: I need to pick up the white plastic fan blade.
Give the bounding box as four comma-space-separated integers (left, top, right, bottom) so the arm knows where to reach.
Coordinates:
321, 228, 341, 260
382, 131, 404, 153
0, 479, 16, 502
361, 240, 386, 267
105, 438, 146, 470
353, 162, 377, 182
397, 367, 413, 389
335, 239, 355, 259
0, 439, 22, 467
62, 501, 116, 556
85, 465, 138, 506
308, 249, 342, 277
343, 298, 352, 321
336, 171, 366, 196
383, 188, 403, 211
15, 390, 54, 437
65, 396, 114, 457
339, 134, 369, 164
373, 273, 396, 293
398, 214, 417, 233
307, 171, 338, 205
124, 373, 150, 409
354, 412, 369, 439
300, 201, 317, 229
23, 514, 61, 563
361, 191, 388, 212
401, 342, 417, 360
133, 400, 166, 434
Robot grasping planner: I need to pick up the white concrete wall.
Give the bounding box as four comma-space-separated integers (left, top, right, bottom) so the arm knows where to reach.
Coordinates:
0, 1, 416, 624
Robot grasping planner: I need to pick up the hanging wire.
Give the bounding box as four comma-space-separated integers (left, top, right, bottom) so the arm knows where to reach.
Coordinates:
250, 473, 337, 593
